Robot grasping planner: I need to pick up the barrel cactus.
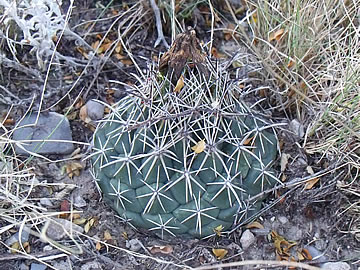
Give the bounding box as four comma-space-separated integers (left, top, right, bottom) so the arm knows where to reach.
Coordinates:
90, 33, 279, 239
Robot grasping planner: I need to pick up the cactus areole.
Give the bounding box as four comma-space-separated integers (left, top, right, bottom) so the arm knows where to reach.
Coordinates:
91, 33, 278, 239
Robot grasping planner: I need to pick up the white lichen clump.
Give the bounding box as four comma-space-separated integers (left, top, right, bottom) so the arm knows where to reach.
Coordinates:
0, 0, 65, 67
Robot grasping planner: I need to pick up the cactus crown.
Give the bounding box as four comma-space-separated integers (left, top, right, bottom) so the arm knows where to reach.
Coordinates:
90, 33, 279, 238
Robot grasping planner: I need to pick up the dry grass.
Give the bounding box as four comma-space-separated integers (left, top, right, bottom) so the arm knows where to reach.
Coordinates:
232, 0, 360, 241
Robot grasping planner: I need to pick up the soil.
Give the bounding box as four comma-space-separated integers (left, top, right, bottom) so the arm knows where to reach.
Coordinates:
0, 1, 359, 269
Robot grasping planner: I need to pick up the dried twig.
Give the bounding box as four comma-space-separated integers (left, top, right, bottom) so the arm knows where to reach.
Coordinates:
149, 0, 169, 48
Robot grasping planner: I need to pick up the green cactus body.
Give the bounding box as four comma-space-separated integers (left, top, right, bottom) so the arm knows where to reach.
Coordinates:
91, 60, 279, 238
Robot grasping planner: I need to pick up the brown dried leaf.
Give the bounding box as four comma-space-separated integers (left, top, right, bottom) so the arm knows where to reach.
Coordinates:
174, 75, 184, 93
246, 221, 264, 229
287, 60, 296, 68
79, 104, 92, 123
84, 220, 92, 233
104, 230, 112, 241
73, 218, 87, 225
243, 136, 254, 146
304, 177, 320, 190
191, 139, 206, 154
148, 245, 173, 255
212, 248, 228, 260
64, 162, 83, 178
23, 241, 30, 253
301, 248, 313, 260
96, 241, 102, 251
269, 29, 285, 42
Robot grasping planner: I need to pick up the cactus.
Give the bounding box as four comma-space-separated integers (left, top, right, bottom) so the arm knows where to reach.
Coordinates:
90, 42, 279, 238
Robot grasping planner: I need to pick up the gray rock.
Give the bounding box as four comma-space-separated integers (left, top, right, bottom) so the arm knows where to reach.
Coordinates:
73, 194, 87, 208
289, 119, 304, 138
278, 216, 289, 225
126, 239, 142, 252
86, 100, 105, 121
30, 263, 46, 270
6, 229, 30, 246
305, 245, 327, 263
40, 198, 54, 207
81, 261, 103, 270
321, 262, 350, 270
51, 260, 70, 270
46, 218, 84, 240
240, 229, 256, 250
13, 112, 74, 155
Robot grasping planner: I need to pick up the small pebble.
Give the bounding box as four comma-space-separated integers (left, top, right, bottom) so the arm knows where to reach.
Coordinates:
126, 239, 142, 252
73, 194, 87, 208
289, 119, 304, 138
321, 262, 350, 270
305, 245, 327, 263
240, 229, 256, 250
81, 261, 103, 270
40, 198, 53, 207
86, 100, 105, 121
30, 263, 46, 270
278, 216, 288, 224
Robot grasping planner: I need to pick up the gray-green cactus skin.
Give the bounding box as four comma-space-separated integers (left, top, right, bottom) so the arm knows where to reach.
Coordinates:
91, 64, 279, 238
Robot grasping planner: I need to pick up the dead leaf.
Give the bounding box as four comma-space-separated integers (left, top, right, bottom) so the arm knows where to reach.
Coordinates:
174, 75, 184, 93
148, 245, 173, 255
270, 230, 298, 260
76, 46, 89, 59
122, 231, 128, 240
246, 221, 264, 229
10, 242, 20, 253
64, 162, 83, 179
304, 177, 320, 190
280, 153, 290, 172
304, 166, 320, 189
73, 218, 87, 225
115, 54, 133, 66
301, 248, 312, 260
212, 248, 228, 260
287, 60, 295, 68
213, 224, 224, 237
84, 217, 97, 233
22, 242, 31, 253
115, 43, 122, 53
96, 241, 102, 251
79, 105, 92, 123
243, 136, 254, 146
104, 230, 112, 241
191, 139, 206, 154
269, 29, 285, 42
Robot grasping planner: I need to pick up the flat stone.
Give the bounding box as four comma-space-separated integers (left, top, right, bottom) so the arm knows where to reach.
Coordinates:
240, 229, 256, 250
13, 112, 74, 155
30, 263, 47, 270
46, 218, 84, 240
322, 262, 350, 270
